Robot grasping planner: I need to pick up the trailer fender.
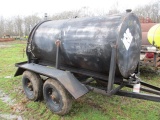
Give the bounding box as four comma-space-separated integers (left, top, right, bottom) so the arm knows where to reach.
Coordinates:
14, 62, 89, 99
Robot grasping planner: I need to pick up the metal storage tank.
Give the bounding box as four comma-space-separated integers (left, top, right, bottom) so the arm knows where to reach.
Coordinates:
27, 12, 141, 79
148, 24, 160, 47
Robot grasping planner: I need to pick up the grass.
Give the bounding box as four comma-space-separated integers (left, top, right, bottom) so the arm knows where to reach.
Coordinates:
0, 99, 12, 113
0, 40, 160, 120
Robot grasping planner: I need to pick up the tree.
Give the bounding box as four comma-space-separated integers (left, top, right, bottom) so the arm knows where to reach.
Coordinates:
134, 0, 160, 22
0, 16, 5, 38
4, 19, 14, 36
14, 16, 23, 36
51, 10, 81, 20
24, 14, 41, 36
108, 1, 120, 14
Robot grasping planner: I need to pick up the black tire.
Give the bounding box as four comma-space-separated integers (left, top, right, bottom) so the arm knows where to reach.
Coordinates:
22, 70, 43, 101
43, 79, 72, 115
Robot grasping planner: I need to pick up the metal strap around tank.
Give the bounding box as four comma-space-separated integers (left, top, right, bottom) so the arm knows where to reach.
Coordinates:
16, 63, 89, 99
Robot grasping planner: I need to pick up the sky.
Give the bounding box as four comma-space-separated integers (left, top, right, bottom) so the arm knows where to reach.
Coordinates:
0, 0, 155, 18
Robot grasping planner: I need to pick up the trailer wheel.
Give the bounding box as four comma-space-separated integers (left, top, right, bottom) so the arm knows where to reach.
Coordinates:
22, 71, 43, 101
43, 79, 72, 115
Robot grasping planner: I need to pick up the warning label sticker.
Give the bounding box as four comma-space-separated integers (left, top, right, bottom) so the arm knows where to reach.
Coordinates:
121, 28, 133, 50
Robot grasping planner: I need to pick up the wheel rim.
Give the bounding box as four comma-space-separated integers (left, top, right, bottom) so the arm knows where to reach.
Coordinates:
46, 86, 62, 111
23, 78, 34, 96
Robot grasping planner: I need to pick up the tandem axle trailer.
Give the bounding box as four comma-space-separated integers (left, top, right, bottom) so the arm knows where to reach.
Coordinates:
15, 46, 160, 115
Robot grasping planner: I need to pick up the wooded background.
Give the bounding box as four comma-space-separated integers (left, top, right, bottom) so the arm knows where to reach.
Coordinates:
0, 0, 159, 38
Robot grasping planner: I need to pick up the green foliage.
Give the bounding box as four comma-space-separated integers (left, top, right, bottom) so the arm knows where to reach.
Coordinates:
0, 99, 11, 113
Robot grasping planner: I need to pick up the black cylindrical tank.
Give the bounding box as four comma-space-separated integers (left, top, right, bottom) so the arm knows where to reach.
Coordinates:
27, 12, 141, 79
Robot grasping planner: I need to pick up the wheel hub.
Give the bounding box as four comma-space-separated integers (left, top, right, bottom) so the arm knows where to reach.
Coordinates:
27, 82, 33, 91
49, 89, 60, 104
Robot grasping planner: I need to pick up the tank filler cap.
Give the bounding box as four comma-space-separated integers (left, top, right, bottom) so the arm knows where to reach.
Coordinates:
126, 9, 132, 13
